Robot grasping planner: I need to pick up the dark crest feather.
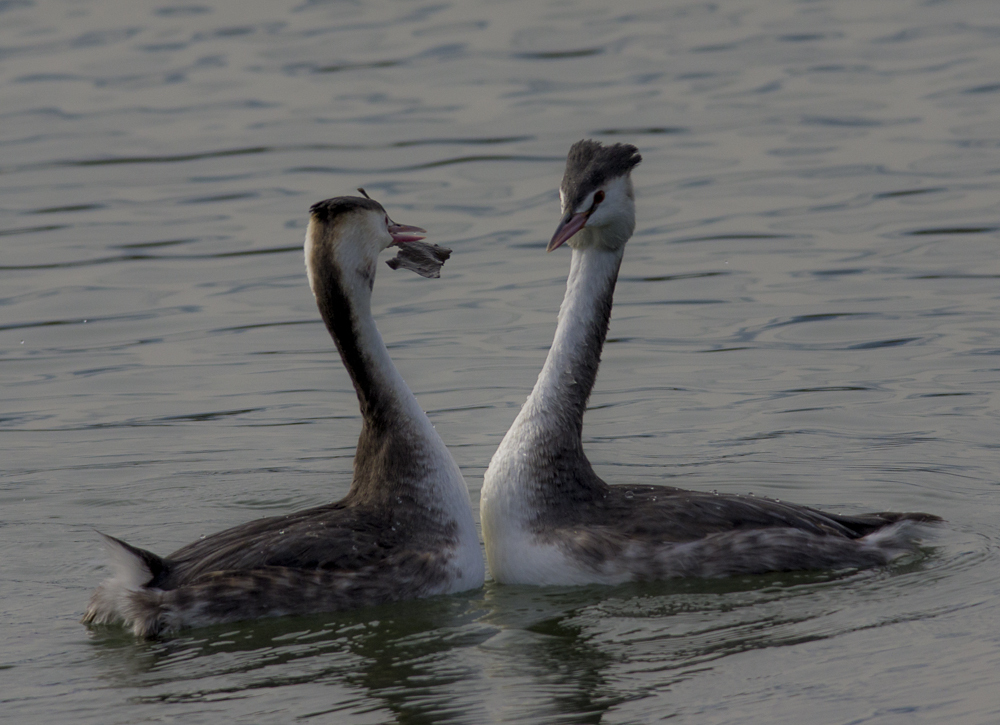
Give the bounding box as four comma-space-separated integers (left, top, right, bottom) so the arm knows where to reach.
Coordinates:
561, 139, 642, 211
309, 195, 384, 224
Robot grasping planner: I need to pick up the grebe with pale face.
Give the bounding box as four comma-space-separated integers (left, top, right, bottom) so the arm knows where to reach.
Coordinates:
83, 193, 483, 638
480, 140, 940, 586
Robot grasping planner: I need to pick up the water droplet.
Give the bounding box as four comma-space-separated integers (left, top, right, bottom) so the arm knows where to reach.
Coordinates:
624, 491, 634, 499
200, 534, 206, 539
279, 529, 285, 534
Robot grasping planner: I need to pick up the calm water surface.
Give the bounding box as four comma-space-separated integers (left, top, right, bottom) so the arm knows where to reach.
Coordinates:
3, 0, 1000, 722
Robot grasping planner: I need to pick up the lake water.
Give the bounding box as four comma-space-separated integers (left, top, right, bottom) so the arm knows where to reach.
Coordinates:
3, 0, 1000, 722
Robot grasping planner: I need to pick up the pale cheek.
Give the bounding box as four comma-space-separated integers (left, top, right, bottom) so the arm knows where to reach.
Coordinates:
585, 210, 607, 228
377, 228, 393, 251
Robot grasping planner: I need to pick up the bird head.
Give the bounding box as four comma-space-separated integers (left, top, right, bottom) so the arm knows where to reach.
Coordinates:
305, 193, 428, 296
548, 140, 642, 253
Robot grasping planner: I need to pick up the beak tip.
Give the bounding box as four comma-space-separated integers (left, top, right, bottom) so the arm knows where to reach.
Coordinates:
547, 212, 587, 254
387, 223, 427, 245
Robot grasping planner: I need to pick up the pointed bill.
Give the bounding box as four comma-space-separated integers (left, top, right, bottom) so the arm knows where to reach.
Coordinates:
547, 212, 588, 252
388, 222, 427, 245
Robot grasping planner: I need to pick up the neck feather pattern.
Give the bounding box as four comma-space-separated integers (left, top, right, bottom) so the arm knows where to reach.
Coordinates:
535, 246, 622, 428
309, 249, 446, 507
513, 244, 624, 497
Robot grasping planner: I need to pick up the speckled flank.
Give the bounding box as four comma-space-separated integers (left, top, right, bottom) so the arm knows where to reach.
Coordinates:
535, 486, 939, 580
91, 540, 456, 638
84, 196, 483, 637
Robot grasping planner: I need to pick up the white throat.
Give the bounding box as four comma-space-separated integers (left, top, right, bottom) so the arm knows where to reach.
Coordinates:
481, 243, 624, 577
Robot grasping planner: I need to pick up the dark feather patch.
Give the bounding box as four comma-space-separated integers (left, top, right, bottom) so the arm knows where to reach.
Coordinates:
561, 139, 642, 211
310, 195, 384, 223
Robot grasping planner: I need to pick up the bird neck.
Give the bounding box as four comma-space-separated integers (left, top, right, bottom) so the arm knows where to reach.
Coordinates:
520, 240, 624, 455
309, 250, 454, 507
311, 255, 398, 419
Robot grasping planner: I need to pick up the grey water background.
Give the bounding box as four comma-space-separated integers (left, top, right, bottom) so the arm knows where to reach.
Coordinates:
3, 0, 999, 722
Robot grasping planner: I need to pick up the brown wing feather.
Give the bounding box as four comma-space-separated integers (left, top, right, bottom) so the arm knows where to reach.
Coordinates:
159, 503, 425, 588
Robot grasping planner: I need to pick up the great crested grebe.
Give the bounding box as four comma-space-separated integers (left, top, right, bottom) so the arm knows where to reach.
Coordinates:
480, 140, 939, 586
84, 194, 484, 637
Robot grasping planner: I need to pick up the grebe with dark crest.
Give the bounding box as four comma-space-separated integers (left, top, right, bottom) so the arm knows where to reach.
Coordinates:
480, 140, 940, 586
84, 192, 484, 637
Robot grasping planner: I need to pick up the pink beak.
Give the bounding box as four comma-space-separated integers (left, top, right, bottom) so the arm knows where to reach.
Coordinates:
547, 212, 589, 252
388, 222, 426, 245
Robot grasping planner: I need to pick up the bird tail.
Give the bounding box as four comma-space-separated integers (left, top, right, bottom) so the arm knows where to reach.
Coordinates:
859, 519, 935, 561
81, 532, 169, 635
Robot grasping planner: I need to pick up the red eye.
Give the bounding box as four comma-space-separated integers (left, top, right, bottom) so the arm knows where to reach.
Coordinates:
589, 190, 605, 213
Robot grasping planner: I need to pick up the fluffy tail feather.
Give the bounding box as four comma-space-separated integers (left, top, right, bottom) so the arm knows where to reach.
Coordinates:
858, 519, 933, 560
81, 532, 168, 630
824, 510, 942, 538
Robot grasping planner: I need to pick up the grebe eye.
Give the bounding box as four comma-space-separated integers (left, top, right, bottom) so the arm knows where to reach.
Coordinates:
588, 190, 605, 213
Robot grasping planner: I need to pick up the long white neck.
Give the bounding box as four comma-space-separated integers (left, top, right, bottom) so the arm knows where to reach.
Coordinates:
485, 235, 624, 505
481, 228, 626, 582
526, 242, 623, 443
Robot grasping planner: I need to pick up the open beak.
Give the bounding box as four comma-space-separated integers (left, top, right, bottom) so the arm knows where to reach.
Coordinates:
547, 211, 589, 252
388, 222, 427, 245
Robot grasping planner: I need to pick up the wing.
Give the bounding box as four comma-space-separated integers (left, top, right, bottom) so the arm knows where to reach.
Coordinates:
536, 485, 939, 580
579, 485, 937, 542
159, 503, 402, 589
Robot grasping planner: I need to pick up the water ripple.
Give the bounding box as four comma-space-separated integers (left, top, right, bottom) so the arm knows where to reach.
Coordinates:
3, 0, 1000, 723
